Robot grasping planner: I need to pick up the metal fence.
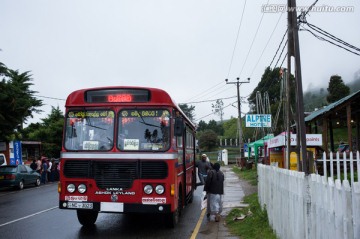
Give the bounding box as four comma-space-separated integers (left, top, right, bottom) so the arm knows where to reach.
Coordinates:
258, 152, 360, 239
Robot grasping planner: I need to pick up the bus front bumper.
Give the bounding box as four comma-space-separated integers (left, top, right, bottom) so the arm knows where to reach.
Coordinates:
59, 200, 171, 213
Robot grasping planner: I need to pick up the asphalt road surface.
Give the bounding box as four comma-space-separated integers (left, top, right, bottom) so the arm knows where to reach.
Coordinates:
0, 183, 204, 239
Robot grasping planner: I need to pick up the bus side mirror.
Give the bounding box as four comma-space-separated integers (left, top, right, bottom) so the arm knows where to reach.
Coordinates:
174, 118, 184, 136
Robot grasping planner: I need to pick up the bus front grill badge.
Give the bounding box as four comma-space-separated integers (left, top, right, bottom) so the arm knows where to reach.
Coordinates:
111, 194, 118, 202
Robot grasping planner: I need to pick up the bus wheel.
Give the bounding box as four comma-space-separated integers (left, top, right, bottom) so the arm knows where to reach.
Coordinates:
166, 189, 182, 228
77, 210, 98, 226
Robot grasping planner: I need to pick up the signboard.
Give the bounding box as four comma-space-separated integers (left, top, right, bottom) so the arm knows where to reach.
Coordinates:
243, 143, 248, 153
268, 134, 323, 148
245, 114, 272, 127
10, 141, 22, 165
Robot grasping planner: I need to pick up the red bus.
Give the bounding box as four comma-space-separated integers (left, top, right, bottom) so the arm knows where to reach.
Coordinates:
58, 86, 196, 228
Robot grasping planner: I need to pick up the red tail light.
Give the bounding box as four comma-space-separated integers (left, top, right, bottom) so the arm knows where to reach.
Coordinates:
5, 174, 16, 180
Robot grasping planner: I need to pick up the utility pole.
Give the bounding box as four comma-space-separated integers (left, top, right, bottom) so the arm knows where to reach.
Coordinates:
288, 0, 309, 174
225, 77, 250, 166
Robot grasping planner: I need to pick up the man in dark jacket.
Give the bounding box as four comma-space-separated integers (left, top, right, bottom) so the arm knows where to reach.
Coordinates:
196, 154, 212, 185
204, 162, 224, 222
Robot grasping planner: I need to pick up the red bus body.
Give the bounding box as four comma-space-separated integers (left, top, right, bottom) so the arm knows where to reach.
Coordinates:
58, 86, 196, 227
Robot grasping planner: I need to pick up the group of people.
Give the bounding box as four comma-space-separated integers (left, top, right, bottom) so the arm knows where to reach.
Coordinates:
30, 156, 59, 184
196, 153, 225, 222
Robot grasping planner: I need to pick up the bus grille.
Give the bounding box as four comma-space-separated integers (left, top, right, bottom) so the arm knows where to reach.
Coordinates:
63, 160, 168, 189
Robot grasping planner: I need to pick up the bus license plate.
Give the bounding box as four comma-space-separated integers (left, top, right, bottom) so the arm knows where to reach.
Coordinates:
67, 202, 93, 209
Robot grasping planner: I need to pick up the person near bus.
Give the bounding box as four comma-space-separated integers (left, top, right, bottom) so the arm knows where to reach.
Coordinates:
204, 162, 224, 222
196, 154, 212, 185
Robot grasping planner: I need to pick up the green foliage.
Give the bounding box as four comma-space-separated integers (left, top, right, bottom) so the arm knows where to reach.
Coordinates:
0, 63, 43, 140
226, 194, 277, 239
223, 117, 238, 139
22, 106, 64, 158
178, 103, 195, 122
226, 166, 276, 239
326, 75, 350, 103
247, 67, 296, 134
232, 166, 258, 186
197, 119, 224, 135
222, 117, 253, 144
198, 129, 218, 151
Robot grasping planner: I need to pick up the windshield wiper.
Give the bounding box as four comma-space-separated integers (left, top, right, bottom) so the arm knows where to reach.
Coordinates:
135, 109, 161, 128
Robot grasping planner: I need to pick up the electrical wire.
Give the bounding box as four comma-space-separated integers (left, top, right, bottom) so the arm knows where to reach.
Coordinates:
300, 26, 360, 56
274, 40, 288, 69
238, 0, 270, 79
269, 29, 288, 67
226, 0, 248, 79
180, 95, 237, 105
35, 95, 66, 101
250, 11, 285, 78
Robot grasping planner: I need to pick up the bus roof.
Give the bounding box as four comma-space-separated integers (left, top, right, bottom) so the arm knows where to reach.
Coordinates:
65, 86, 195, 128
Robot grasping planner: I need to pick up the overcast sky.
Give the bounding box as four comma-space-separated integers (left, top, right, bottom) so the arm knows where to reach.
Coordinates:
1, 0, 359, 125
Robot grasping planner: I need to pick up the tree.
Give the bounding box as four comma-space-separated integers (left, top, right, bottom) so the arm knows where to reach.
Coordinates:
0, 64, 43, 140
247, 67, 296, 134
198, 129, 218, 152
179, 103, 195, 122
207, 119, 224, 136
22, 106, 64, 158
212, 99, 224, 122
326, 75, 350, 103
197, 120, 208, 132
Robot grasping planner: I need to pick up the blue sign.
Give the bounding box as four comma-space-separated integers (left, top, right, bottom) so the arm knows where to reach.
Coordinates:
245, 114, 272, 127
14, 141, 22, 165
243, 143, 248, 152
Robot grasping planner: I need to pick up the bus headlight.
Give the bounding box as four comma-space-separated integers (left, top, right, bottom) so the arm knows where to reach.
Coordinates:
155, 185, 165, 195
144, 185, 153, 194
67, 184, 76, 193
78, 184, 87, 194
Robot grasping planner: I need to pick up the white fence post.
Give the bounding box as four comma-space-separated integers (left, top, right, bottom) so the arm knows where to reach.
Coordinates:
257, 151, 360, 239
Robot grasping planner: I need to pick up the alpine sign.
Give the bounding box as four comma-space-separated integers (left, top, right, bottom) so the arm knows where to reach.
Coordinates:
245, 114, 272, 127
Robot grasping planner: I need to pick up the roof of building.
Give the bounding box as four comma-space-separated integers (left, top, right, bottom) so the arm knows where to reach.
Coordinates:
305, 90, 360, 122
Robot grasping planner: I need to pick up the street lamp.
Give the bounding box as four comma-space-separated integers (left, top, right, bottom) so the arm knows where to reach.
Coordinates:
225, 77, 250, 166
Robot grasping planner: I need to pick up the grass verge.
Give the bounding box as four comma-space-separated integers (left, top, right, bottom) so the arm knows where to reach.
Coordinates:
225, 167, 277, 239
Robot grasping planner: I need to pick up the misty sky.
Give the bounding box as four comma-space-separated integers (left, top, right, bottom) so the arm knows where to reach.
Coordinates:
1, 0, 359, 125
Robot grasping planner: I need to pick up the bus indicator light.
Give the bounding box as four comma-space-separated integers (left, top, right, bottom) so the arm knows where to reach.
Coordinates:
108, 94, 133, 102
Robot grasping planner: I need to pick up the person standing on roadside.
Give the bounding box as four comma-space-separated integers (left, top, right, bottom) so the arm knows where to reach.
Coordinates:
47, 159, 52, 182
41, 157, 48, 184
30, 159, 37, 171
196, 154, 212, 185
36, 158, 42, 174
204, 162, 224, 222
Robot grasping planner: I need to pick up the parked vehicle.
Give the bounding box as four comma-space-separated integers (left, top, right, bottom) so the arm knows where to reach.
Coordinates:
0, 165, 41, 189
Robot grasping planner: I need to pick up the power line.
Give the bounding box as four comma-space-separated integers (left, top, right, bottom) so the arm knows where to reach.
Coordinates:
269, 29, 288, 67
238, 0, 270, 78
300, 26, 360, 56
184, 81, 224, 102
274, 40, 288, 69
35, 95, 66, 101
179, 95, 237, 105
250, 11, 285, 78
226, 0, 248, 79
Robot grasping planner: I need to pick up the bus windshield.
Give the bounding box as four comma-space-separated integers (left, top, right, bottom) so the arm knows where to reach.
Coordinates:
64, 110, 115, 151
118, 109, 170, 151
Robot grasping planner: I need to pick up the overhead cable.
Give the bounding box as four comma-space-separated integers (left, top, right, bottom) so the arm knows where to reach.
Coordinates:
226, 0, 248, 79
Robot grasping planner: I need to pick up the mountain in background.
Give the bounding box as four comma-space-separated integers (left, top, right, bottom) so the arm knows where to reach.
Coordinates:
303, 69, 360, 112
